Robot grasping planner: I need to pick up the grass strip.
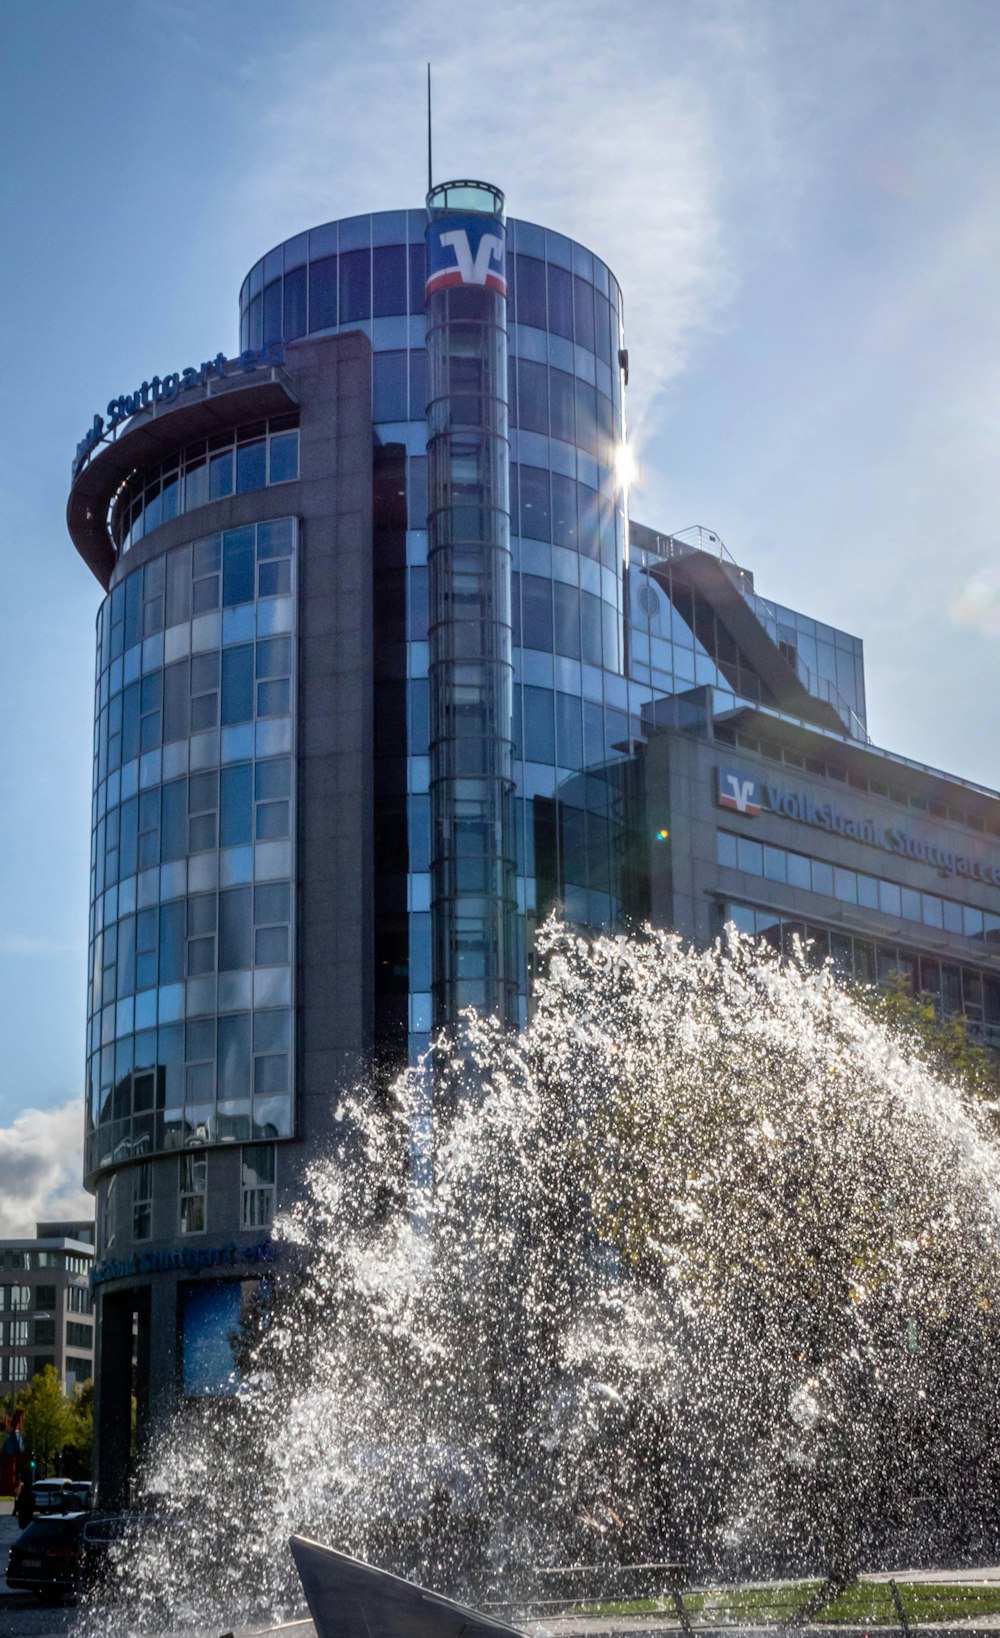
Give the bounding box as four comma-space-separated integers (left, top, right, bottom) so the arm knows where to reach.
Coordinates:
567, 1578, 1000, 1625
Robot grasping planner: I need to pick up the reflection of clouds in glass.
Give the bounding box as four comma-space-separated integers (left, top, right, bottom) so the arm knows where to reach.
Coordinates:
951, 568, 1000, 637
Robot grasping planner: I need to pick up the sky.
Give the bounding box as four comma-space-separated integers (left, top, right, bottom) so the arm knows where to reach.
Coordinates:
2, 0, 1000, 1229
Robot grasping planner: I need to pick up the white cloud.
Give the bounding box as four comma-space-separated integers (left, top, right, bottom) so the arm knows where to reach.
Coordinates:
0, 1101, 91, 1239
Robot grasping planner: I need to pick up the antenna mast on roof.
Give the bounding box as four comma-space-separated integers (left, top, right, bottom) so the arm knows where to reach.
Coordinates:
427, 63, 433, 194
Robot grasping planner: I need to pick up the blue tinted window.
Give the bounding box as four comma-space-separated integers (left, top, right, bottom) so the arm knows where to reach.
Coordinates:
236, 441, 267, 494
549, 369, 575, 443
580, 591, 602, 666
602, 599, 619, 670
516, 359, 548, 435
547, 263, 573, 340
578, 484, 601, 561
220, 763, 253, 846
407, 244, 426, 314
339, 249, 371, 322
309, 255, 337, 330
408, 457, 427, 529
575, 378, 598, 457
283, 266, 306, 339
515, 255, 546, 328
256, 635, 292, 678
247, 292, 262, 350
374, 352, 408, 421
556, 692, 583, 767
594, 292, 613, 364
160, 780, 187, 862
551, 473, 577, 549
737, 836, 763, 875
573, 275, 596, 353
812, 859, 834, 896
553, 581, 580, 660
373, 244, 407, 317
717, 831, 738, 869
125, 573, 142, 650
158, 900, 185, 984
518, 465, 550, 540
409, 795, 430, 872
521, 575, 553, 651
523, 686, 555, 762
409, 351, 427, 420
219, 887, 253, 971
223, 529, 255, 606
221, 646, 254, 724
268, 431, 298, 483
209, 448, 234, 500
263, 281, 282, 347
122, 683, 141, 764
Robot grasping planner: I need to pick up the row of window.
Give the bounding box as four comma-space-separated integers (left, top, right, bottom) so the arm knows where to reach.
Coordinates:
101, 1146, 275, 1248
0, 1284, 91, 1313
509, 357, 617, 465
96, 520, 295, 679
0, 1319, 92, 1348
513, 572, 621, 672
721, 899, 1000, 1028
112, 420, 299, 554
0, 1250, 91, 1271
93, 758, 292, 910
240, 242, 622, 366
91, 879, 292, 1018
512, 464, 620, 567
89, 1007, 292, 1132
717, 828, 1000, 943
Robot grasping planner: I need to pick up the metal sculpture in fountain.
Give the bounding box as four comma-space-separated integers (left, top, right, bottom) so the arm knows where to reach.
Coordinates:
290, 1536, 529, 1638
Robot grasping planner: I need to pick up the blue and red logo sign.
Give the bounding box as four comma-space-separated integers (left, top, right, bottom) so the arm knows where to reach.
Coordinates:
426, 212, 507, 298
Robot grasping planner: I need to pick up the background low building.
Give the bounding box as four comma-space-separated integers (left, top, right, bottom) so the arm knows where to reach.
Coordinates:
0, 1222, 95, 1397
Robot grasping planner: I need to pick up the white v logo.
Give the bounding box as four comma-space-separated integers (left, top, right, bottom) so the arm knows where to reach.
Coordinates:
439, 229, 503, 285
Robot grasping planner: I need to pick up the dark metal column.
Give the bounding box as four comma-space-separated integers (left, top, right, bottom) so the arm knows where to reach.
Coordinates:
425, 181, 516, 1031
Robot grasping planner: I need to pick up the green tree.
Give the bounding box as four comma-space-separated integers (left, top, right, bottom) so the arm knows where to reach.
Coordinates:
64, 1380, 94, 1476
865, 969, 1000, 1109
19, 1367, 74, 1478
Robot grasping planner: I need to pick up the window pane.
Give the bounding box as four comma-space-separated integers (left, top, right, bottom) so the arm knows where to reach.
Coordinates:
309, 255, 337, 330
219, 887, 253, 971
339, 248, 371, 322
547, 263, 573, 339
372, 244, 407, 317
223, 529, 256, 606
220, 763, 253, 846
268, 431, 298, 483
221, 646, 254, 724
515, 254, 546, 328
373, 351, 409, 421
235, 441, 267, 494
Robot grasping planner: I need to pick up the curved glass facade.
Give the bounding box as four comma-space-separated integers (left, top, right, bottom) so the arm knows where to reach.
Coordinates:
240, 210, 632, 1055
86, 519, 297, 1179
111, 417, 299, 556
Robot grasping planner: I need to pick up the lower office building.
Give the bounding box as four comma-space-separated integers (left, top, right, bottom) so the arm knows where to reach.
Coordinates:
0, 1222, 95, 1397
65, 181, 1000, 1500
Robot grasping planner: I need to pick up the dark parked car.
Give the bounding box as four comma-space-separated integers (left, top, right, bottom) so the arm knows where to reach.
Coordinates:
6, 1510, 128, 1603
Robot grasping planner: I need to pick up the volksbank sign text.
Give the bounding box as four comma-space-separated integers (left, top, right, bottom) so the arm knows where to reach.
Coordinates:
716, 765, 1000, 889
72, 341, 285, 478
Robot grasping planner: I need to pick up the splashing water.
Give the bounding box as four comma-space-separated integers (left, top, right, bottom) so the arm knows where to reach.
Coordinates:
84, 921, 1000, 1633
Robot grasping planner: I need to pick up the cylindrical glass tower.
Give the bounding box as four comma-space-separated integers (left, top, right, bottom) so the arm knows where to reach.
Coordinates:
425, 181, 517, 1030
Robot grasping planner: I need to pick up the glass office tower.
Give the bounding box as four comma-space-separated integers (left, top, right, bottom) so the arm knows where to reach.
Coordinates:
68, 181, 1000, 1501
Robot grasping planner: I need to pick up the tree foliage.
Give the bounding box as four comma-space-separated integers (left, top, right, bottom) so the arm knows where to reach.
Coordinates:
20, 1366, 74, 1478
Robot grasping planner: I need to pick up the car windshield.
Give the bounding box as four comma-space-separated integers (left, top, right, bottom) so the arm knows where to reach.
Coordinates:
17, 1517, 86, 1544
